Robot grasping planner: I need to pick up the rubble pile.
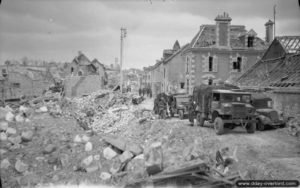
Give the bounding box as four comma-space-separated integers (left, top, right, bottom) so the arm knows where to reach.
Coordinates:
286, 118, 300, 137
69, 90, 154, 133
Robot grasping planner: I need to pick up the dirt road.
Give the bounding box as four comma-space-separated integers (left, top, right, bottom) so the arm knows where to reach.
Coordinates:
134, 97, 300, 180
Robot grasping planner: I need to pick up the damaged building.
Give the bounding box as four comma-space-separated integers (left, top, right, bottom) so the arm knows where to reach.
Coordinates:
64, 52, 108, 97
236, 36, 300, 120
183, 12, 268, 94
0, 64, 54, 101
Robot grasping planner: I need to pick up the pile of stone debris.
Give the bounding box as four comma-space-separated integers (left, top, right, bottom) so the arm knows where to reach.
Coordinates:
99, 135, 243, 187
67, 90, 154, 134
286, 118, 300, 138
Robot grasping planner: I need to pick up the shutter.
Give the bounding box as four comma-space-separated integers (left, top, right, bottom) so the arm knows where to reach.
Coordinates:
202, 56, 208, 72
229, 56, 233, 72
213, 56, 218, 72
241, 57, 247, 72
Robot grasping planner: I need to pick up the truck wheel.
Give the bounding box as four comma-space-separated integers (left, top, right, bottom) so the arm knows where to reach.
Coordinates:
214, 117, 224, 135
178, 110, 184, 120
162, 110, 167, 120
257, 119, 265, 131
196, 113, 204, 127
188, 113, 194, 123
246, 122, 256, 133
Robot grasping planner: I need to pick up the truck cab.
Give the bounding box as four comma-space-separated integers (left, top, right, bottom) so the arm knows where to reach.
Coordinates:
251, 93, 286, 131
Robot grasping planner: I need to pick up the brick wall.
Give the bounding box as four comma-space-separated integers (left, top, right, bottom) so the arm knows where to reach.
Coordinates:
64, 75, 104, 97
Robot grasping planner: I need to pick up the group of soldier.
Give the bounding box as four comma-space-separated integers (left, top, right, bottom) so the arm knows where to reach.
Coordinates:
139, 87, 152, 98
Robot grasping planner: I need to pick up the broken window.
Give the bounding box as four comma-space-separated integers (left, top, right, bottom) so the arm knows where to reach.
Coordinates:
233, 57, 242, 72
247, 36, 254, 47
180, 82, 185, 89
209, 56, 213, 72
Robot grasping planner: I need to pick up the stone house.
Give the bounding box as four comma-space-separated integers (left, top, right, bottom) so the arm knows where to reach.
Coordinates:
182, 12, 268, 94
236, 36, 300, 120
163, 41, 190, 94
64, 52, 108, 97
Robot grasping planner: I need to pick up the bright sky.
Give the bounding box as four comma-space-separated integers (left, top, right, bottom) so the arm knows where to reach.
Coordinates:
0, 0, 299, 68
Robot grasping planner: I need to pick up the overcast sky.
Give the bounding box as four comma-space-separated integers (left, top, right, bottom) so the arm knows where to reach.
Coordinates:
0, 0, 299, 68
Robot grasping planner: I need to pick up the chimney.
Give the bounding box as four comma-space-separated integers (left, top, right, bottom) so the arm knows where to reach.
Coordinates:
265, 20, 274, 43
215, 12, 232, 47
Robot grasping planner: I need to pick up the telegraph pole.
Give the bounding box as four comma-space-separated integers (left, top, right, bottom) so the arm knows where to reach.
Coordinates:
273, 5, 276, 38
120, 27, 127, 93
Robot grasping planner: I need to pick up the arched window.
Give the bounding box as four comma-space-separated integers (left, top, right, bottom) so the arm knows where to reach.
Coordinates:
78, 71, 83, 76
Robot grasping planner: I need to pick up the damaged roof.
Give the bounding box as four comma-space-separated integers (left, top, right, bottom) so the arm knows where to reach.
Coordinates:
236, 54, 300, 89
189, 24, 267, 50
73, 52, 91, 66
277, 36, 300, 54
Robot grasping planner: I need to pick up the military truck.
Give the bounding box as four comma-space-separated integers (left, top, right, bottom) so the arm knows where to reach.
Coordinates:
251, 93, 286, 131
169, 94, 190, 119
189, 84, 256, 135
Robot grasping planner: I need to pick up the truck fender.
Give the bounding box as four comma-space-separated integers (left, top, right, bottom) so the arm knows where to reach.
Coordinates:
257, 115, 271, 125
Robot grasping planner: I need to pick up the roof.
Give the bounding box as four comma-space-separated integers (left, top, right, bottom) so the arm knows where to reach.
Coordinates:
163, 43, 190, 64
189, 24, 267, 50
91, 59, 105, 69
276, 36, 300, 54
237, 54, 300, 89
73, 52, 91, 66
212, 89, 251, 95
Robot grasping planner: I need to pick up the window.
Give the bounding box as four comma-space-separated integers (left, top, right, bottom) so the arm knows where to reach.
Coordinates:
208, 79, 213, 85
2, 69, 7, 77
247, 36, 254, 47
213, 93, 220, 101
209, 56, 213, 72
233, 57, 242, 72
71, 67, 74, 74
78, 71, 83, 76
180, 82, 185, 89
12, 83, 20, 88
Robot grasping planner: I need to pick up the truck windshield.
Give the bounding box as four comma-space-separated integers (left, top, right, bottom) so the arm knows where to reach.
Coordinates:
222, 94, 251, 103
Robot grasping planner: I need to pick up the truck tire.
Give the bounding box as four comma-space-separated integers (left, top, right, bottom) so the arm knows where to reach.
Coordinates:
188, 113, 194, 123
246, 122, 256, 133
257, 119, 265, 131
214, 117, 224, 135
161, 110, 167, 120
178, 110, 184, 120
196, 113, 204, 127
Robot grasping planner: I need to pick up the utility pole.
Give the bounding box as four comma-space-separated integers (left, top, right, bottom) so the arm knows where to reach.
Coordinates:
273, 5, 276, 38
120, 27, 127, 93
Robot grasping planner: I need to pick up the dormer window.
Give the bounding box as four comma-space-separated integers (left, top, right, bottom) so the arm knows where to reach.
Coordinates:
247, 36, 254, 47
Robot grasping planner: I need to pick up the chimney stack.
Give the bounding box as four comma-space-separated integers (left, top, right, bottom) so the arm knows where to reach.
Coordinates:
215, 12, 232, 47
265, 20, 274, 43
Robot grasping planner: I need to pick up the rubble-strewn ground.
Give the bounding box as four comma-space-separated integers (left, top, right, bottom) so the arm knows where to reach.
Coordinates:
1, 93, 300, 187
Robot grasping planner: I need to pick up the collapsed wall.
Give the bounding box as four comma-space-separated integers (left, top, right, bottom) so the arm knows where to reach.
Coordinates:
64, 75, 104, 97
